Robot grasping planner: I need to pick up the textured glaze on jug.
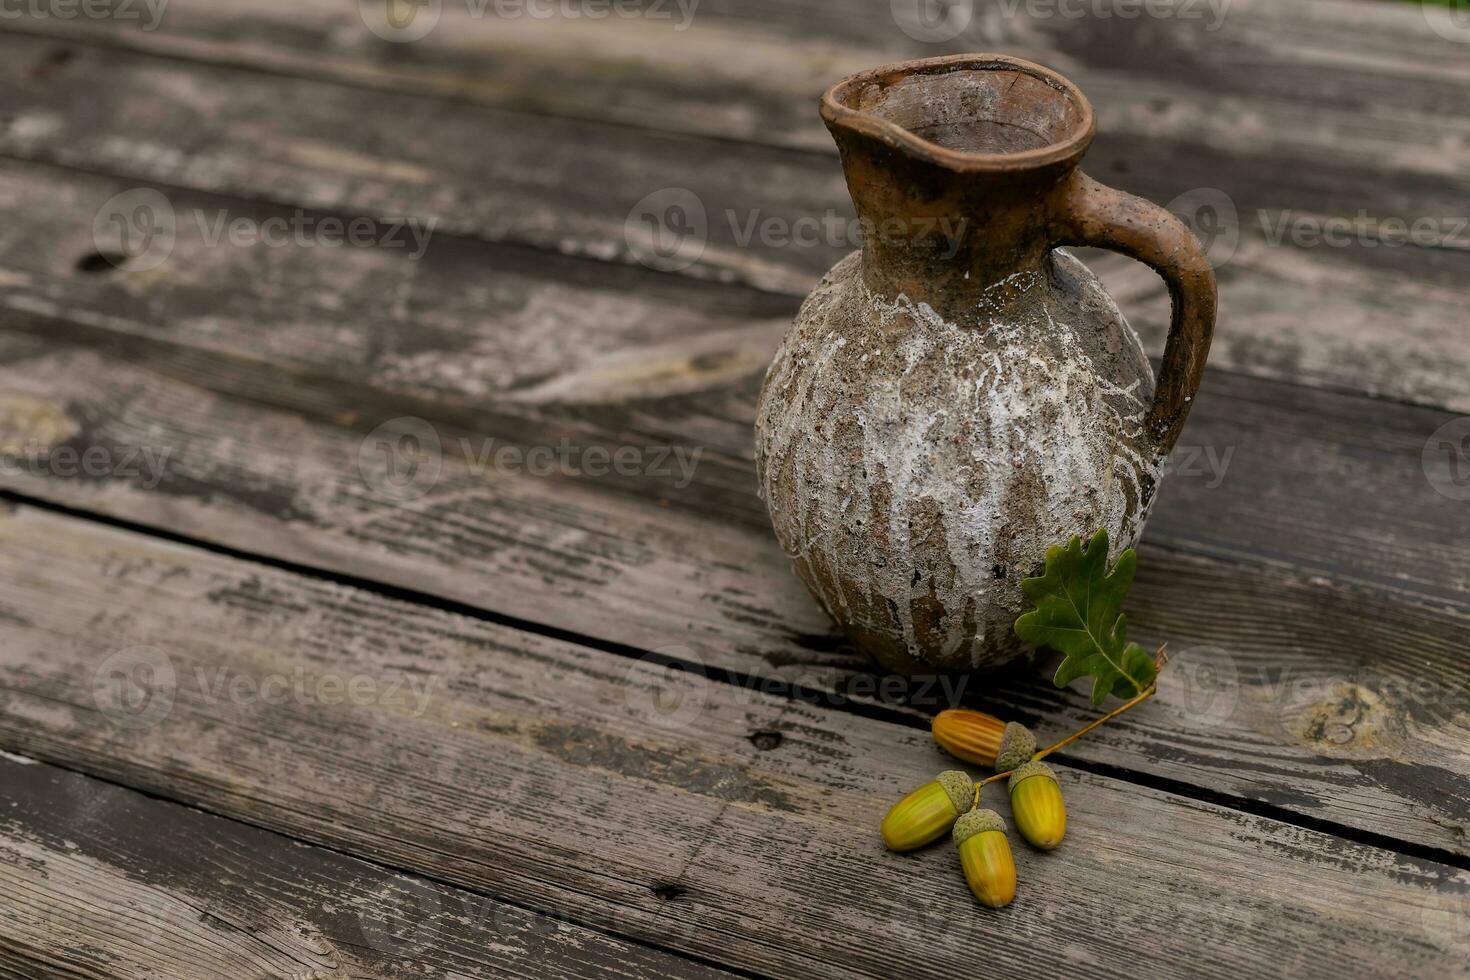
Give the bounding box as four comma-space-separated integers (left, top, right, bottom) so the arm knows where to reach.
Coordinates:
754, 55, 1216, 674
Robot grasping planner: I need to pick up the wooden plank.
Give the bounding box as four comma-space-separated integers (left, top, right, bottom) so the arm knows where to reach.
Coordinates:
0, 174, 1466, 856
0, 161, 1464, 606
5, 0, 1466, 160
3, 3, 1469, 409
0, 504, 1464, 978
0, 160, 796, 407
0, 752, 734, 980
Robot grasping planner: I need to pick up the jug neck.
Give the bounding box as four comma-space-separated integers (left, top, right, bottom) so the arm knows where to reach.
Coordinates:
821, 55, 1096, 317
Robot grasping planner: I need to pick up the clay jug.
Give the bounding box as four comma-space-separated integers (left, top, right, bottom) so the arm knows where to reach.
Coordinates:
754, 55, 1216, 675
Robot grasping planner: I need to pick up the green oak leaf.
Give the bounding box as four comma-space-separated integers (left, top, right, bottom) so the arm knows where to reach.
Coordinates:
1013, 529, 1158, 705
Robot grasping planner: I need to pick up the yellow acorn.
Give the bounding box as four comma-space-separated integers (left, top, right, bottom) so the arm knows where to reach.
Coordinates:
953, 808, 1017, 908
881, 770, 973, 852
1008, 761, 1067, 850
932, 710, 1036, 772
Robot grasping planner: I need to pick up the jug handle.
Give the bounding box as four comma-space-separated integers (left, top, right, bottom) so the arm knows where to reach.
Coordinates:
1050, 171, 1217, 456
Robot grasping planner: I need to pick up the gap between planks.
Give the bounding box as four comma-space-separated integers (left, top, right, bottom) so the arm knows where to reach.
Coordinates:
0, 295, 1464, 858
0, 502, 1463, 978
1, 25, 1468, 412
0, 749, 754, 980
0, 483, 1464, 876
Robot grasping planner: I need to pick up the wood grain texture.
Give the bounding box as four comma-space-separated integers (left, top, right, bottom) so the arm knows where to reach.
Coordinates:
0, 504, 1464, 980
0, 753, 733, 980
3, 2, 1469, 410
0, 161, 1464, 606
0, 200, 1465, 856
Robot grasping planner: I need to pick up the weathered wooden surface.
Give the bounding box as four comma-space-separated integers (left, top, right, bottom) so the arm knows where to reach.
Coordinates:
0, 185, 1464, 858
0, 0, 1467, 974
4, 3, 1469, 409
0, 753, 732, 980
0, 504, 1464, 978
0, 194, 1465, 856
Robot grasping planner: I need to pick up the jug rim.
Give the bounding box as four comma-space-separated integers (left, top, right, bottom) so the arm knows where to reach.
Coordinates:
820, 54, 1096, 173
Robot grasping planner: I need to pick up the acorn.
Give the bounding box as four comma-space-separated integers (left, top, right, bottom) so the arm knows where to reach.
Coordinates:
1008, 761, 1066, 850
994, 722, 1037, 772
953, 808, 1017, 908
933, 711, 1036, 772
881, 770, 973, 852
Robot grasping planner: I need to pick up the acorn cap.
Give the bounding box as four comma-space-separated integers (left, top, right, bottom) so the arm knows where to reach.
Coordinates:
952, 808, 1006, 844
1007, 760, 1058, 794
994, 722, 1036, 772
936, 770, 973, 813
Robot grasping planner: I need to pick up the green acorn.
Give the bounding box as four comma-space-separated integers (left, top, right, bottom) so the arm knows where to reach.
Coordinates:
953, 808, 1016, 908
994, 721, 1037, 772
881, 770, 972, 852
1008, 761, 1066, 850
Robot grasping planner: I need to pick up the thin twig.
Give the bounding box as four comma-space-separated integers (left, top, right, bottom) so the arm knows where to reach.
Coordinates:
1032, 684, 1155, 763
968, 643, 1167, 808
969, 770, 1014, 810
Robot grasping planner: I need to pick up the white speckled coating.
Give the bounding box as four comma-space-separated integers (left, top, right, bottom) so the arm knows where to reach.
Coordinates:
754, 248, 1162, 674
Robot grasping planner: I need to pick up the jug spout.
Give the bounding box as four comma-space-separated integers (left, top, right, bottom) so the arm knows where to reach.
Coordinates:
821, 55, 1096, 312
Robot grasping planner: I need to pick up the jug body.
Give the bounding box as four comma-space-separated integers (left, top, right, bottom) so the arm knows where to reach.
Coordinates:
754, 55, 1216, 674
